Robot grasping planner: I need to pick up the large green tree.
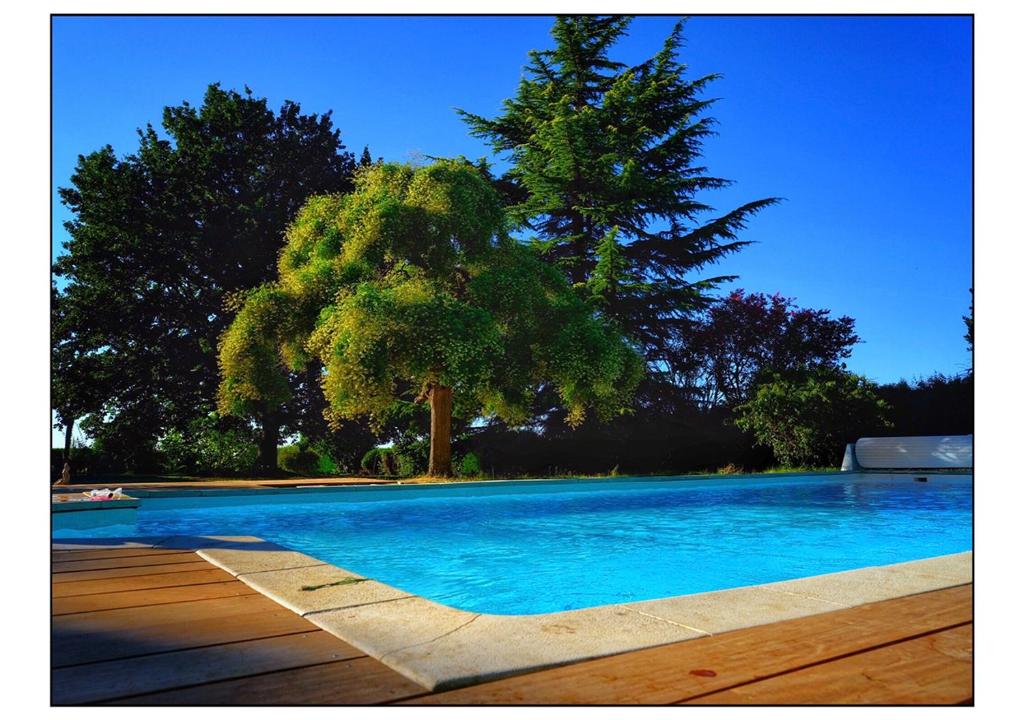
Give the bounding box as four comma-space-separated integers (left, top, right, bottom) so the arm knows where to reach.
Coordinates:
52, 84, 358, 471
458, 16, 778, 374
218, 160, 643, 476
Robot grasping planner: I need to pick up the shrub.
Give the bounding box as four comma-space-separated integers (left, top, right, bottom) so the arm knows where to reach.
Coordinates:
390, 425, 430, 477
734, 368, 891, 468
396, 453, 418, 477
159, 429, 194, 475
457, 451, 483, 477
876, 373, 973, 437
278, 443, 321, 475
308, 430, 377, 476
158, 413, 259, 476
315, 451, 339, 475
361, 446, 399, 476
84, 412, 164, 474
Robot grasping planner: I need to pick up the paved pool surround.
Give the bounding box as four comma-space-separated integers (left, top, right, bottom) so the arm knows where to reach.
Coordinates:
51, 530, 973, 691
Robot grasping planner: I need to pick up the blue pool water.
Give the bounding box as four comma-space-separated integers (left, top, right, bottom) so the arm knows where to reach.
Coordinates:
54, 474, 972, 615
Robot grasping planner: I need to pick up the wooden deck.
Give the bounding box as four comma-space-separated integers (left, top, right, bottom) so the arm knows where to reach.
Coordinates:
52, 547, 972, 705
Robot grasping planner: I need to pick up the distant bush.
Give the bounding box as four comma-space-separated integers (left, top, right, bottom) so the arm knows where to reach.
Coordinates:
361, 447, 399, 476
392, 431, 429, 476
457, 451, 483, 477
735, 368, 891, 468
315, 450, 339, 475
158, 414, 259, 476
876, 373, 973, 437
395, 453, 417, 477
360, 446, 423, 477
82, 412, 164, 474
278, 444, 320, 475
275, 435, 344, 476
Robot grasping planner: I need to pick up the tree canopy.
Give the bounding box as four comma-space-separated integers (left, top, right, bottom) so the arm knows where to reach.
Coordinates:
218, 160, 643, 475
680, 290, 860, 408
458, 16, 778, 371
52, 84, 357, 470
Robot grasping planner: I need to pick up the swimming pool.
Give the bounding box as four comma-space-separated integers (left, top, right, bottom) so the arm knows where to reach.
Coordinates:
53, 472, 972, 615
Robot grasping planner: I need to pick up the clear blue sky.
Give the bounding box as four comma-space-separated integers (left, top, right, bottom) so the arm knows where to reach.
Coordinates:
52, 15, 972, 415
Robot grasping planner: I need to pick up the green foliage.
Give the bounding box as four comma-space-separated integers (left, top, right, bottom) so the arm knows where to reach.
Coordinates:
458, 16, 778, 367
158, 413, 259, 476
276, 435, 340, 475
679, 290, 861, 408
963, 288, 973, 356
217, 285, 295, 417
359, 145, 375, 168
390, 429, 429, 476
587, 227, 628, 309
277, 444, 320, 475
51, 287, 115, 456
218, 160, 643, 446
315, 451, 339, 475
156, 430, 196, 475
394, 453, 417, 477
361, 446, 401, 476
53, 84, 358, 471
876, 373, 973, 437
734, 368, 892, 468
81, 413, 164, 474
457, 451, 483, 477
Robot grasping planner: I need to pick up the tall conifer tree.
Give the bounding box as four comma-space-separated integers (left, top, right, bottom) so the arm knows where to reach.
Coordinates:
359, 145, 374, 167
458, 16, 778, 375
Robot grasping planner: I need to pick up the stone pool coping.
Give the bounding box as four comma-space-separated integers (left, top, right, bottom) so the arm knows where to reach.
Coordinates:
51, 534, 973, 691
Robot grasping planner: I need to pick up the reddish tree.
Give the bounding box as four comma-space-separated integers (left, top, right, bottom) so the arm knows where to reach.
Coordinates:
679, 290, 859, 408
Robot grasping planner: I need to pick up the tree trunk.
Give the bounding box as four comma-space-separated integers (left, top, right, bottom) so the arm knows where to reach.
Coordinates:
428, 385, 453, 477
258, 409, 280, 475
63, 420, 74, 462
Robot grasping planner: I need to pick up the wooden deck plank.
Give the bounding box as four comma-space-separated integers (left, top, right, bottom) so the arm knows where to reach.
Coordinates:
52, 552, 199, 573
107, 656, 429, 705
52, 547, 184, 561
685, 624, 973, 705
51, 567, 237, 597
51, 560, 215, 583
53, 594, 314, 667
53, 581, 258, 615
409, 585, 972, 705
52, 630, 365, 705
